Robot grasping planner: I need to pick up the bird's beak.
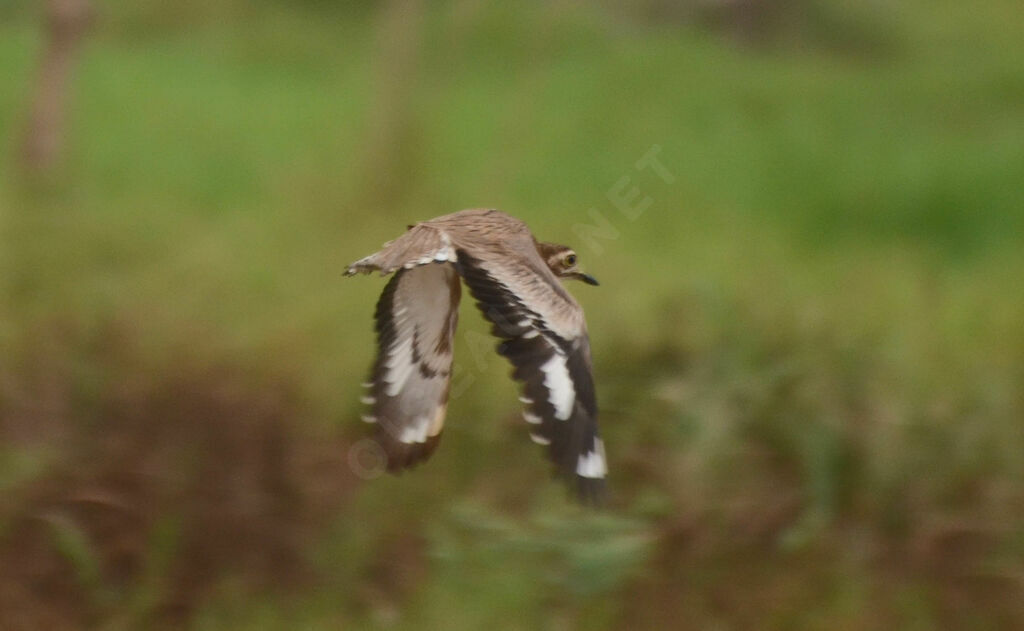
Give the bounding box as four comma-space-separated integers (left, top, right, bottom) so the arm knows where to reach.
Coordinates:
576, 272, 600, 286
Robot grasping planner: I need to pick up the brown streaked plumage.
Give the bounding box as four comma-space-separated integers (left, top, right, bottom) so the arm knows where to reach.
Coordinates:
346, 208, 606, 503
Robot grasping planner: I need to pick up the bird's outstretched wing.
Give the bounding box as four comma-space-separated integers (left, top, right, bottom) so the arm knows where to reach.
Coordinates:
361, 263, 461, 470
345, 224, 456, 276
456, 251, 606, 503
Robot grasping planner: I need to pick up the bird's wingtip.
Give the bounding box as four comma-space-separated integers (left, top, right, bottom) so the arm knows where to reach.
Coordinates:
345, 259, 379, 276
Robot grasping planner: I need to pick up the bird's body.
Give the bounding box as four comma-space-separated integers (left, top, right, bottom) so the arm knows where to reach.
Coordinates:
346, 209, 605, 502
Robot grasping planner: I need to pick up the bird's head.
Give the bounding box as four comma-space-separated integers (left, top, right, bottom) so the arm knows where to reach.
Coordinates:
535, 242, 599, 286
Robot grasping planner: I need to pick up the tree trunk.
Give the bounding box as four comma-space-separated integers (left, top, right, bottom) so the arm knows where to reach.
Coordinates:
20, 0, 94, 175
358, 0, 426, 207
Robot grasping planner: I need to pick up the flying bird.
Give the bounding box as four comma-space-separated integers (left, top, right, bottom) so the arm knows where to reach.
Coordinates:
345, 208, 606, 502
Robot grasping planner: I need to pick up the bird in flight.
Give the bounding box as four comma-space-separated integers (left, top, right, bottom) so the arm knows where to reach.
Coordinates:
345, 209, 606, 502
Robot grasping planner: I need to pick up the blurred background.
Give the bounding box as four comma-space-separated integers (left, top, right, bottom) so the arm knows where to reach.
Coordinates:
2, 0, 1023, 628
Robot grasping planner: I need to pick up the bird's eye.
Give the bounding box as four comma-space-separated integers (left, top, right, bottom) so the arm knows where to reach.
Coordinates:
563, 254, 577, 267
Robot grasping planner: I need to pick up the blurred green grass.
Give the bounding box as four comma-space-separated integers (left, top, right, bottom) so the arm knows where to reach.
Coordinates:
2, 1, 1024, 629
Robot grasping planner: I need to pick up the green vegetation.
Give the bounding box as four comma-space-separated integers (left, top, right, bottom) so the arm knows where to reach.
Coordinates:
2, 1, 1023, 628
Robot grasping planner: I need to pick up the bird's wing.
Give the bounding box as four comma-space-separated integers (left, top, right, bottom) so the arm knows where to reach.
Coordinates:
362, 263, 461, 470
345, 224, 456, 276
455, 250, 606, 503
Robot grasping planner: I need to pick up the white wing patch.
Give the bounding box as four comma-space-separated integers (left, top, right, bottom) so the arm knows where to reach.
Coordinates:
540, 353, 576, 420
530, 433, 552, 446
398, 404, 448, 444
434, 233, 455, 261
383, 335, 415, 396
399, 416, 431, 444
576, 438, 607, 479
523, 410, 542, 425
